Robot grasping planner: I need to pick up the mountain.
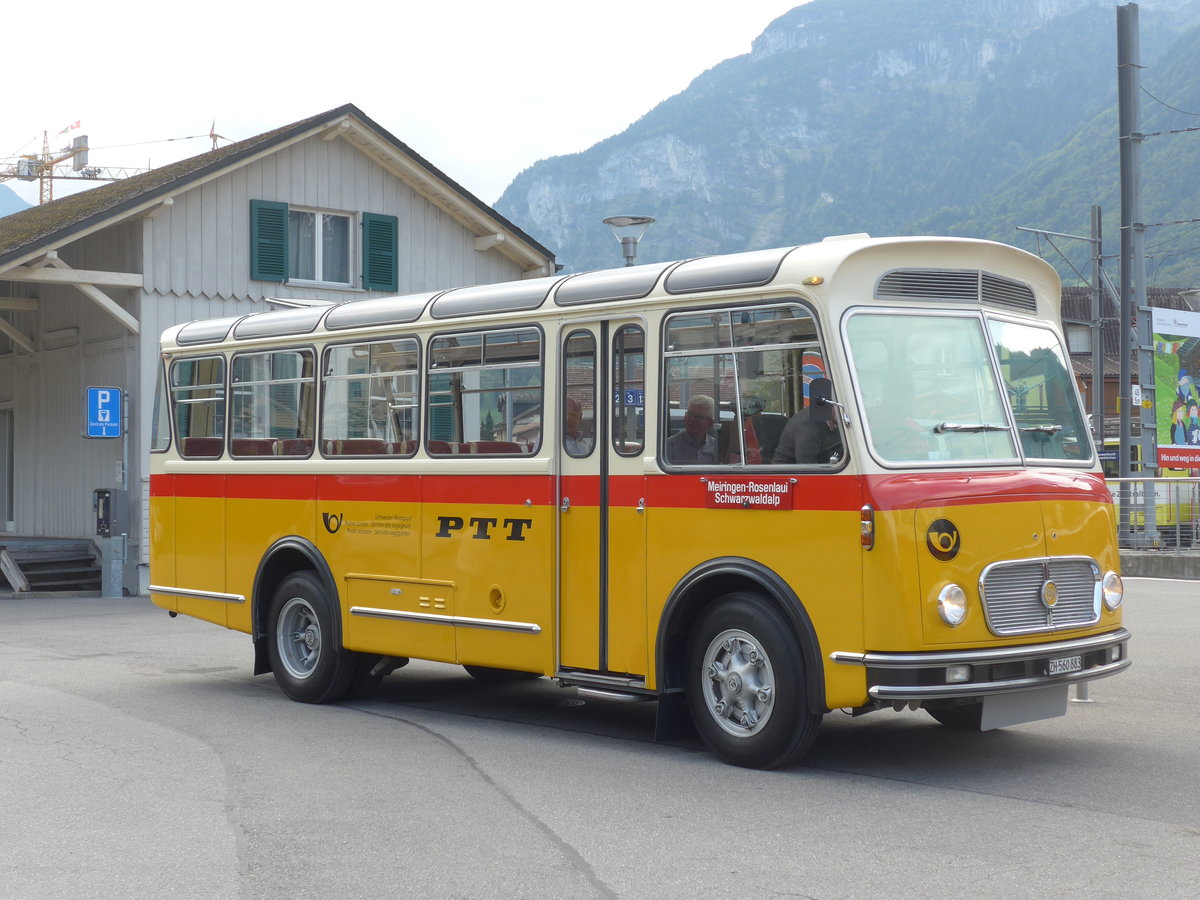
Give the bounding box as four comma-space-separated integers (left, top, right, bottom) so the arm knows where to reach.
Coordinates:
0, 185, 31, 217
495, 0, 1200, 284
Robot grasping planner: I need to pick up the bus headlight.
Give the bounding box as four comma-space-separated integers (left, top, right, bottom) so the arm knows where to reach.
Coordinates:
1102, 571, 1124, 611
937, 584, 968, 627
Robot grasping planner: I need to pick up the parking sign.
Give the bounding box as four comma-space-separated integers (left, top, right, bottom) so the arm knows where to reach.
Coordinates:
85, 387, 123, 439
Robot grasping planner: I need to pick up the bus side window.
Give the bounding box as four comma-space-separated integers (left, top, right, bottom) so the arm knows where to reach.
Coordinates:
428, 327, 543, 455
563, 331, 596, 458
171, 355, 226, 458
612, 325, 645, 456
661, 304, 833, 468
230, 348, 315, 458
322, 338, 420, 456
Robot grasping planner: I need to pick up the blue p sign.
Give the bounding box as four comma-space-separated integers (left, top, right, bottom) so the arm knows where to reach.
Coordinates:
86, 386, 122, 439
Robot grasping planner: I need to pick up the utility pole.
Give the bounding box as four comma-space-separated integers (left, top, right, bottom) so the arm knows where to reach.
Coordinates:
1090, 205, 1105, 445
1015, 212, 1116, 452
1117, 2, 1159, 546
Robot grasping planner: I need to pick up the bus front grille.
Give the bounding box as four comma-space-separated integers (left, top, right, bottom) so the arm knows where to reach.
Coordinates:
978, 557, 1101, 636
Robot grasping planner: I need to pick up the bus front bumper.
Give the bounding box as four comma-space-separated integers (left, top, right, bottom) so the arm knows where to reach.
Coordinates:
830, 628, 1131, 702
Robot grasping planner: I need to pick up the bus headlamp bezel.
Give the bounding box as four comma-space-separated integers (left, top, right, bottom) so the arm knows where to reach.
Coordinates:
937, 583, 968, 627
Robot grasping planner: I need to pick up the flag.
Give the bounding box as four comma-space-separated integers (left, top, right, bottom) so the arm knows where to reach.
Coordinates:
209, 120, 216, 140
57, 120, 81, 135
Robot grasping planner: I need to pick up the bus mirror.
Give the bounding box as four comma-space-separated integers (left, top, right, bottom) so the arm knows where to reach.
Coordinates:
809, 378, 835, 423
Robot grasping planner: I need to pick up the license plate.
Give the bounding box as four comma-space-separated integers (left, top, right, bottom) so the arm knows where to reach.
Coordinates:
1048, 655, 1083, 675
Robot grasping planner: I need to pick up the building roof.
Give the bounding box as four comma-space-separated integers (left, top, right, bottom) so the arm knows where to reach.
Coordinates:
1063, 285, 1200, 378
0, 103, 553, 273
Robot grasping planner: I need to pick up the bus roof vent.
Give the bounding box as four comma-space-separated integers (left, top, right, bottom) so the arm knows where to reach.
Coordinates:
176, 316, 242, 345
431, 278, 561, 319
555, 262, 671, 305
665, 247, 793, 295
232, 307, 326, 340
876, 269, 1035, 312
324, 292, 437, 330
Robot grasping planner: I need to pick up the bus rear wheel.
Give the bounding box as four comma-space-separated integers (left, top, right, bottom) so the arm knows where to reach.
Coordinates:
685, 592, 821, 769
267, 572, 356, 704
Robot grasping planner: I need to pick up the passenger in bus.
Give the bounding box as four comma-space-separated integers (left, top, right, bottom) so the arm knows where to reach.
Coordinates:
666, 394, 718, 464
772, 406, 842, 465
563, 397, 594, 456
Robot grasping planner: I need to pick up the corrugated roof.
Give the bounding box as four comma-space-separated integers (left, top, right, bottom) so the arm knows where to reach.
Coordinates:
0, 103, 552, 271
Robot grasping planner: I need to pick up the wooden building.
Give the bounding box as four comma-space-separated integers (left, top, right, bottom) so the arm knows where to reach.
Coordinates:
0, 104, 555, 594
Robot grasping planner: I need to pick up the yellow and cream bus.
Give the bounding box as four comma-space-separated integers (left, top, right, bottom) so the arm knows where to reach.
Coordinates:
149, 234, 1129, 769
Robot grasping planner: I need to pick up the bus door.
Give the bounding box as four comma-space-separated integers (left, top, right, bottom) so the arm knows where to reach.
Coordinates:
557, 320, 648, 679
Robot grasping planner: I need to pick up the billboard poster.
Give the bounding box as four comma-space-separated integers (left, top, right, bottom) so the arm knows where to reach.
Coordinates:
1152, 307, 1200, 470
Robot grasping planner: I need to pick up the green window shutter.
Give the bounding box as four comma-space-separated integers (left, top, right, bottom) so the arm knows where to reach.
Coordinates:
361, 212, 398, 292
250, 200, 289, 282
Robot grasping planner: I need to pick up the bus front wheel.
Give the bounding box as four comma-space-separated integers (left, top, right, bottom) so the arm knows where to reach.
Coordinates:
685, 592, 821, 769
267, 572, 356, 704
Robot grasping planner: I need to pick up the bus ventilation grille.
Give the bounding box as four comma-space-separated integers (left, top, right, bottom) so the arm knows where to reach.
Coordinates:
979, 557, 1101, 636
875, 269, 1037, 312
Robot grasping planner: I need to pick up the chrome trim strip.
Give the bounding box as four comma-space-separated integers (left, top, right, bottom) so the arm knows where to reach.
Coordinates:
830, 628, 1130, 668
868, 657, 1131, 701
349, 606, 541, 634
149, 584, 246, 604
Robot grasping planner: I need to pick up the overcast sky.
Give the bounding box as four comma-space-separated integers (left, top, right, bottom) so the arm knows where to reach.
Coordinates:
2, 0, 807, 208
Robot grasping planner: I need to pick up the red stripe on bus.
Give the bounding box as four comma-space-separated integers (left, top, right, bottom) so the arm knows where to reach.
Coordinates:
153, 468, 1111, 512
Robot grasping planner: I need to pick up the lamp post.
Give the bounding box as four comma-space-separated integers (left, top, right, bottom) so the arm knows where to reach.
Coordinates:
602, 215, 655, 266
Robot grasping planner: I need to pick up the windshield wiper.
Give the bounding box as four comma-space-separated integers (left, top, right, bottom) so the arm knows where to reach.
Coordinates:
1019, 424, 1063, 434
933, 422, 1011, 434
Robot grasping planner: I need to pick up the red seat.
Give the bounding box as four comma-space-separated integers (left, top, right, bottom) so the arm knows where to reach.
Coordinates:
181, 436, 223, 458
230, 438, 276, 457
326, 438, 386, 456
469, 441, 521, 455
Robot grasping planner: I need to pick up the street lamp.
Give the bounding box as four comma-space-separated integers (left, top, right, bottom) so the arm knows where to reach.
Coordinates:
602, 215, 655, 267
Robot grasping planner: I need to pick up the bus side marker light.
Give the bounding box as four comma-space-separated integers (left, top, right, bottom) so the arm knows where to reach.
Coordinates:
1102, 571, 1124, 611
937, 584, 968, 627
946, 664, 972, 683
860, 505, 875, 550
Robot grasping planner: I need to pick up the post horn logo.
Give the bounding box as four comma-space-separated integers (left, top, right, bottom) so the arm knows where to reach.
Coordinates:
322, 513, 343, 534
926, 518, 960, 561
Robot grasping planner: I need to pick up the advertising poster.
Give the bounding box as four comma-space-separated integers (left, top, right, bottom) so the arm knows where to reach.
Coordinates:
1152, 307, 1200, 469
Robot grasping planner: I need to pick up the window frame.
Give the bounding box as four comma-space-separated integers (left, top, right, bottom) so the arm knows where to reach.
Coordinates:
287, 207, 354, 287
425, 324, 545, 456
320, 335, 422, 457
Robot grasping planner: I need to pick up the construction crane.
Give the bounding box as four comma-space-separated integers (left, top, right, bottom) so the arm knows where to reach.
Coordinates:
0, 130, 150, 204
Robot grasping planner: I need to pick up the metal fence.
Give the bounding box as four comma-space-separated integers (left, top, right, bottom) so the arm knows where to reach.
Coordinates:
1108, 477, 1200, 550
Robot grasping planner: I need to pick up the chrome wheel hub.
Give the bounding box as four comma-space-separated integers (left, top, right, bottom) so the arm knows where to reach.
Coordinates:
278, 597, 321, 680
701, 629, 776, 737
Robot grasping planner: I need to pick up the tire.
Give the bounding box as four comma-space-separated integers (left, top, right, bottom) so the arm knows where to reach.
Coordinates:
267, 571, 356, 704
685, 592, 821, 769
925, 699, 984, 730
463, 664, 541, 684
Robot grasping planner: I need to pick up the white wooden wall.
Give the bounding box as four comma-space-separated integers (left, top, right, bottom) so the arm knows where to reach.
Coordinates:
1, 128, 547, 595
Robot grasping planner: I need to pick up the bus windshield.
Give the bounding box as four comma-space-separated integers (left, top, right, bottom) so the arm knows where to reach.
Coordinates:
846, 312, 1091, 465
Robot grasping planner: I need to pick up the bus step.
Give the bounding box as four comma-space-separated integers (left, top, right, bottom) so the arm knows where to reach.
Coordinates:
576, 687, 652, 704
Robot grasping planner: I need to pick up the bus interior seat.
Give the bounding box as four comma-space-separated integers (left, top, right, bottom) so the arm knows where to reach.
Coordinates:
275, 438, 314, 456
181, 436, 224, 458
230, 438, 277, 457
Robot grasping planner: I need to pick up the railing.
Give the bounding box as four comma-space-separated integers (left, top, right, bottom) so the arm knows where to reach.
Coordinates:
1107, 477, 1200, 550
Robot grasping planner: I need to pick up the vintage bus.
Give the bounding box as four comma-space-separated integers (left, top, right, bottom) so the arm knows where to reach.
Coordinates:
149, 234, 1130, 769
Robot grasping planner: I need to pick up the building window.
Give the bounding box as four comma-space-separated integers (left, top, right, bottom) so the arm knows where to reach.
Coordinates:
249, 200, 397, 290
289, 210, 351, 285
